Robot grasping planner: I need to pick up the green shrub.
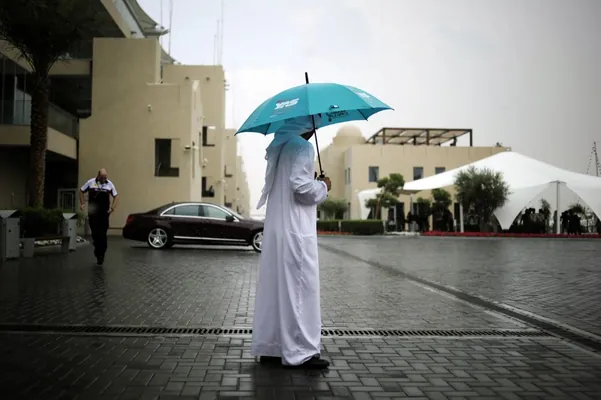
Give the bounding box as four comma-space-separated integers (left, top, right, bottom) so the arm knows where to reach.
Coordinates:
341, 220, 384, 235
70, 211, 86, 227
19, 207, 64, 238
317, 220, 340, 232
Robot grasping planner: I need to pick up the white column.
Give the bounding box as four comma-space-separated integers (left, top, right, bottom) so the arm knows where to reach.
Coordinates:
555, 180, 561, 234
459, 203, 465, 233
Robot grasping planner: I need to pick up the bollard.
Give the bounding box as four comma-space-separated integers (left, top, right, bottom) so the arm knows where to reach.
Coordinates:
61, 213, 78, 252
0, 210, 21, 262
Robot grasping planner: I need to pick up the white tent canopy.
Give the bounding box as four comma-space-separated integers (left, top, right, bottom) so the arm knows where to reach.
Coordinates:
399, 151, 601, 229
357, 188, 382, 219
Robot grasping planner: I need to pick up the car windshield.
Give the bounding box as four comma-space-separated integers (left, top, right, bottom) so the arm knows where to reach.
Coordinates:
223, 206, 244, 220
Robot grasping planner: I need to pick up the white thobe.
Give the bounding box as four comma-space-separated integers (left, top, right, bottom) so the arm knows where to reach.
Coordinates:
251, 135, 328, 366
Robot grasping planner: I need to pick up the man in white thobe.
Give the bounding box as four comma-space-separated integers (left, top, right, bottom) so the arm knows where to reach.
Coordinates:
251, 116, 332, 369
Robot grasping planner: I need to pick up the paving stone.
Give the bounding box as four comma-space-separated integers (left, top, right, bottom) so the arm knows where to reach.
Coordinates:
0, 239, 521, 330
0, 238, 600, 398
318, 236, 601, 336
0, 334, 600, 399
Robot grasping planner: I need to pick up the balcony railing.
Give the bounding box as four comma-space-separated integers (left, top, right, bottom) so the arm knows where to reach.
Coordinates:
0, 100, 79, 139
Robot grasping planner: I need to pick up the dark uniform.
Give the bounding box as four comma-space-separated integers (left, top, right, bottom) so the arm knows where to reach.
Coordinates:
81, 178, 117, 264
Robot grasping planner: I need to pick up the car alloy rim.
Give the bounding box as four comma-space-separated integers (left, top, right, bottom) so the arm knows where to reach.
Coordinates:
253, 231, 263, 250
149, 228, 168, 248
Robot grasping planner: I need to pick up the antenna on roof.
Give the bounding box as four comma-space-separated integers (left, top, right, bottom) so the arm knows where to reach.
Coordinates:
219, 0, 224, 65
168, 0, 174, 54
213, 20, 219, 65
159, 0, 163, 46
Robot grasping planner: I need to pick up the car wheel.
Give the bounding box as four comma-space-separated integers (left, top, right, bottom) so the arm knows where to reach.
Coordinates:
147, 227, 171, 250
251, 230, 263, 252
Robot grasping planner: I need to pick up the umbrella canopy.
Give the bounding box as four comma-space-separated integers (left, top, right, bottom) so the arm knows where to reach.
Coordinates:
235, 82, 392, 135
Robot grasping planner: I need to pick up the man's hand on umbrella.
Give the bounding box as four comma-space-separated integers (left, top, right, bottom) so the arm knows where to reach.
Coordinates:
318, 176, 332, 191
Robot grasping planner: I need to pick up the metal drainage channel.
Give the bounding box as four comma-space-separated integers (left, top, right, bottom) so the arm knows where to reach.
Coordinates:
0, 324, 551, 338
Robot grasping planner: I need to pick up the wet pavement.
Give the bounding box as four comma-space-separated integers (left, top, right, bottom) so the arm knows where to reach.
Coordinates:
0, 237, 600, 399
318, 236, 601, 337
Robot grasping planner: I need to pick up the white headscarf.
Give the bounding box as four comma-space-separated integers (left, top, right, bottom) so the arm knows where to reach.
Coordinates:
256, 115, 321, 209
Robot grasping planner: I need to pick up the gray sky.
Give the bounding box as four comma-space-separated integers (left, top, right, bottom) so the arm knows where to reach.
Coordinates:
139, 0, 601, 214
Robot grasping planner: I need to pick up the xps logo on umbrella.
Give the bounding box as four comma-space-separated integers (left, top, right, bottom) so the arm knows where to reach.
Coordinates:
274, 98, 299, 110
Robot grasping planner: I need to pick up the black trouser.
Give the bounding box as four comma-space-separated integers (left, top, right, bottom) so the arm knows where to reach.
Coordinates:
89, 213, 109, 258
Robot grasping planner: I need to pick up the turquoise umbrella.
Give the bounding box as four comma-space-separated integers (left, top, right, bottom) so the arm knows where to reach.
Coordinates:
236, 73, 393, 176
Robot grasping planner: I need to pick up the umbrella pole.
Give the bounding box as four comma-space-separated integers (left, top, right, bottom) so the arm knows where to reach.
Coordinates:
305, 72, 325, 178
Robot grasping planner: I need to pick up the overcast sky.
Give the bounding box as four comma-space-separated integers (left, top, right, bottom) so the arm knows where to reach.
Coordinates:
139, 0, 601, 215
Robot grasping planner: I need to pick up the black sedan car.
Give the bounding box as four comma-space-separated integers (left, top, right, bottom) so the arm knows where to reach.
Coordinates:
123, 202, 264, 252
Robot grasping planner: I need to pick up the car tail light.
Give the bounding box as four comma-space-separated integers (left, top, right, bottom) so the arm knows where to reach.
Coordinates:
125, 215, 134, 225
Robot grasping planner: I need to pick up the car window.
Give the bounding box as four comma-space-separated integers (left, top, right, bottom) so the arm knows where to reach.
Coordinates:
172, 205, 201, 217
201, 205, 230, 219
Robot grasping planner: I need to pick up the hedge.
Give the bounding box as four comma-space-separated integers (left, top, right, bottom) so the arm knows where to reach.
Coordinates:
18, 208, 85, 238
19, 207, 64, 238
317, 220, 384, 235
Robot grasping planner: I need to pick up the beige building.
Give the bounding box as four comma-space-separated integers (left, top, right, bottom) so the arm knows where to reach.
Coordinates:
0, 0, 249, 232
235, 155, 251, 217
318, 125, 509, 220
223, 129, 250, 217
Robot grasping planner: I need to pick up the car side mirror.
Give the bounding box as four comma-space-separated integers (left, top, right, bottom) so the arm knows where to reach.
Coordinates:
225, 215, 235, 222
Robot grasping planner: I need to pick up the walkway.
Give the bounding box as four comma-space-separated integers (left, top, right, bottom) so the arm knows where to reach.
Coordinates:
0, 237, 599, 399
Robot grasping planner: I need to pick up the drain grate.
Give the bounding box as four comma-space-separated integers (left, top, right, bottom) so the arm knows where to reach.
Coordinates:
0, 324, 551, 338
321, 328, 550, 337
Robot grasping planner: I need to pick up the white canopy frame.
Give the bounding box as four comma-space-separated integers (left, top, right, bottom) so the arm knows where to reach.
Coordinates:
357, 152, 601, 232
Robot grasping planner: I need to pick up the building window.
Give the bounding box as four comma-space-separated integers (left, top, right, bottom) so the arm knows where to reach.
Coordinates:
368, 166, 379, 182
155, 139, 179, 177
202, 126, 215, 147
202, 177, 215, 197
345, 167, 351, 185
435, 167, 446, 175
413, 166, 423, 181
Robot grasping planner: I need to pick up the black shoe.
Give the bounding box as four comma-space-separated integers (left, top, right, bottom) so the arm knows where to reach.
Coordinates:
284, 356, 329, 369
259, 356, 281, 365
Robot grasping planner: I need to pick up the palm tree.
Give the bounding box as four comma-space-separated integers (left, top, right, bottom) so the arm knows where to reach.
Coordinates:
0, 0, 98, 207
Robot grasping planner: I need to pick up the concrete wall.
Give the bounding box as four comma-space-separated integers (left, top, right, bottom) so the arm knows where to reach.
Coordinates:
163, 65, 226, 206
0, 125, 76, 159
223, 128, 237, 207
79, 38, 202, 229
235, 154, 250, 217
0, 36, 233, 227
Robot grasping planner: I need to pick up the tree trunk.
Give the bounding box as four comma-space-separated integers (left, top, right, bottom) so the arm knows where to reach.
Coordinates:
27, 72, 50, 208
479, 216, 489, 232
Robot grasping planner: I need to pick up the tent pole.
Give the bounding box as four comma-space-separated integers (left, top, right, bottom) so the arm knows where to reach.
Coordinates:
555, 181, 561, 234
409, 195, 414, 232
459, 204, 465, 233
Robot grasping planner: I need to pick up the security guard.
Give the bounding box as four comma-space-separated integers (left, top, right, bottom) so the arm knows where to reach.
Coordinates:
79, 168, 119, 266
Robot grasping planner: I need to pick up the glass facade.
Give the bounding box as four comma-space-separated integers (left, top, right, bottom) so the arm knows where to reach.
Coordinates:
0, 53, 79, 138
